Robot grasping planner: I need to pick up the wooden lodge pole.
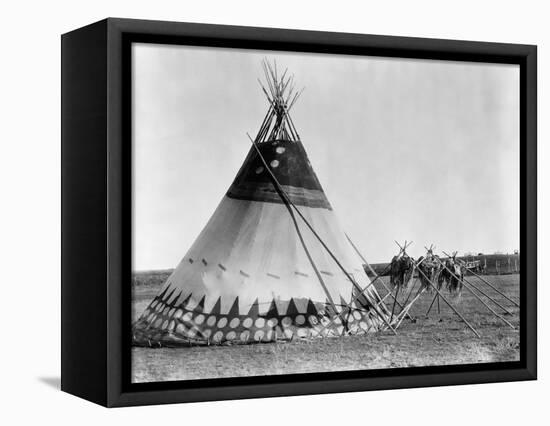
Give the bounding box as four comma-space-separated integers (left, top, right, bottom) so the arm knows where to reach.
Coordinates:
414, 263, 481, 338
443, 252, 520, 309
462, 265, 520, 308
435, 260, 515, 329
250, 136, 397, 335
425, 292, 438, 317
394, 287, 425, 329
345, 234, 413, 320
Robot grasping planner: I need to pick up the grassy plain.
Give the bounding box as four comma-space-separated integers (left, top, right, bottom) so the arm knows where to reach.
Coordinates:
131, 272, 519, 383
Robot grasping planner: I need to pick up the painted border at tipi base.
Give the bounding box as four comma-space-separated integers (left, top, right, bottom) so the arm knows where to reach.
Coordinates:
133, 287, 387, 347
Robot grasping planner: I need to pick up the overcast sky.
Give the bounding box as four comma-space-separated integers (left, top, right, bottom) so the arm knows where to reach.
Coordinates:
132, 43, 519, 271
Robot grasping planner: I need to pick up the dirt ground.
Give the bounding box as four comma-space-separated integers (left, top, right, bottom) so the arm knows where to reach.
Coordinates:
131, 274, 520, 383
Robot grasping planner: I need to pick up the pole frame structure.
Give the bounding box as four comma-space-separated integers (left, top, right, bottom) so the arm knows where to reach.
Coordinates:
443, 251, 520, 308
433, 256, 516, 330
345, 234, 414, 321
414, 260, 481, 338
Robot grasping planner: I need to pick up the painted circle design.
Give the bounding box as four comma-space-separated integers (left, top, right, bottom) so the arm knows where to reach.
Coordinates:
187, 328, 196, 338
207, 315, 216, 326
266, 330, 273, 341
267, 318, 278, 328
270, 159, 280, 168
168, 320, 175, 331
226, 331, 236, 340
254, 330, 264, 341
284, 329, 293, 339
154, 318, 163, 327
275, 147, 286, 154
295, 315, 306, 325
217, 317, 228, 328
202, 329, 212, 339
360, 321, 370, 331
194, 314, 205, 325
243, 317, 253, 328
182, 312, 193, 322
309, 315, 319, 325
333, 317, 342, 325
255, 166, 264, 174
229, 318, 240, 328
174, 309, 183, 319
255, 318, 265, 328
213, 331, 224, 342
240, 330, 250, 341
353, 311, 362, 321
175, 323, 186, 334
281, 317, 292, 327
297, 328, 308, 338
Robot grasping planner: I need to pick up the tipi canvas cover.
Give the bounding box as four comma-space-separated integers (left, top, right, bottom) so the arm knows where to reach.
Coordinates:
133, 62, 390, 347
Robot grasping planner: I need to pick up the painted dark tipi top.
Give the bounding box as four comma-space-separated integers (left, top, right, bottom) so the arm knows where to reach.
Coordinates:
227, 139, 332, 209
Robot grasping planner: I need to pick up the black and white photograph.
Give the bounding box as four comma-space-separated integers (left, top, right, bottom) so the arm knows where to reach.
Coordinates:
2, 0, 547, 420
130, 43, 521, 383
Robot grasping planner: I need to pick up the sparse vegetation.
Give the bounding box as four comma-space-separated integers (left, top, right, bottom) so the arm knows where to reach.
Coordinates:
131, 274, 519, 383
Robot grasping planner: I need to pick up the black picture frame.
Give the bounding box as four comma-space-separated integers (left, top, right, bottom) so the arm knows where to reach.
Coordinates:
61, 17, 537, 407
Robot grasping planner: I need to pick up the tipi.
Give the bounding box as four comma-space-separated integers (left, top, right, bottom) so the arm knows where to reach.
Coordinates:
133, 60, 391, 347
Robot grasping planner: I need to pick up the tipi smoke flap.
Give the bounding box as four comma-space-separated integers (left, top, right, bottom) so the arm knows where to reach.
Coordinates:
133, 60, 391, 347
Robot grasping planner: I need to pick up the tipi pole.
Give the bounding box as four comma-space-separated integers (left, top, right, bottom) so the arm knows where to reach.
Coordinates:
435, 260, 516, 330
247, 135, 344, 326
467, 268, 519, 307
345, 233, 413, 320
249, 136, 397, 335
345, 243, 420, 325
394, 287, 425, 329
444, 253, 519, 308
256, 108, 275, 143
425, 292, 438, 317
399, 277, 419, 317
461, 275, 513, 315
441, 253, 513, 315
414, 262, 480, 338
390, 284, 401, 324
